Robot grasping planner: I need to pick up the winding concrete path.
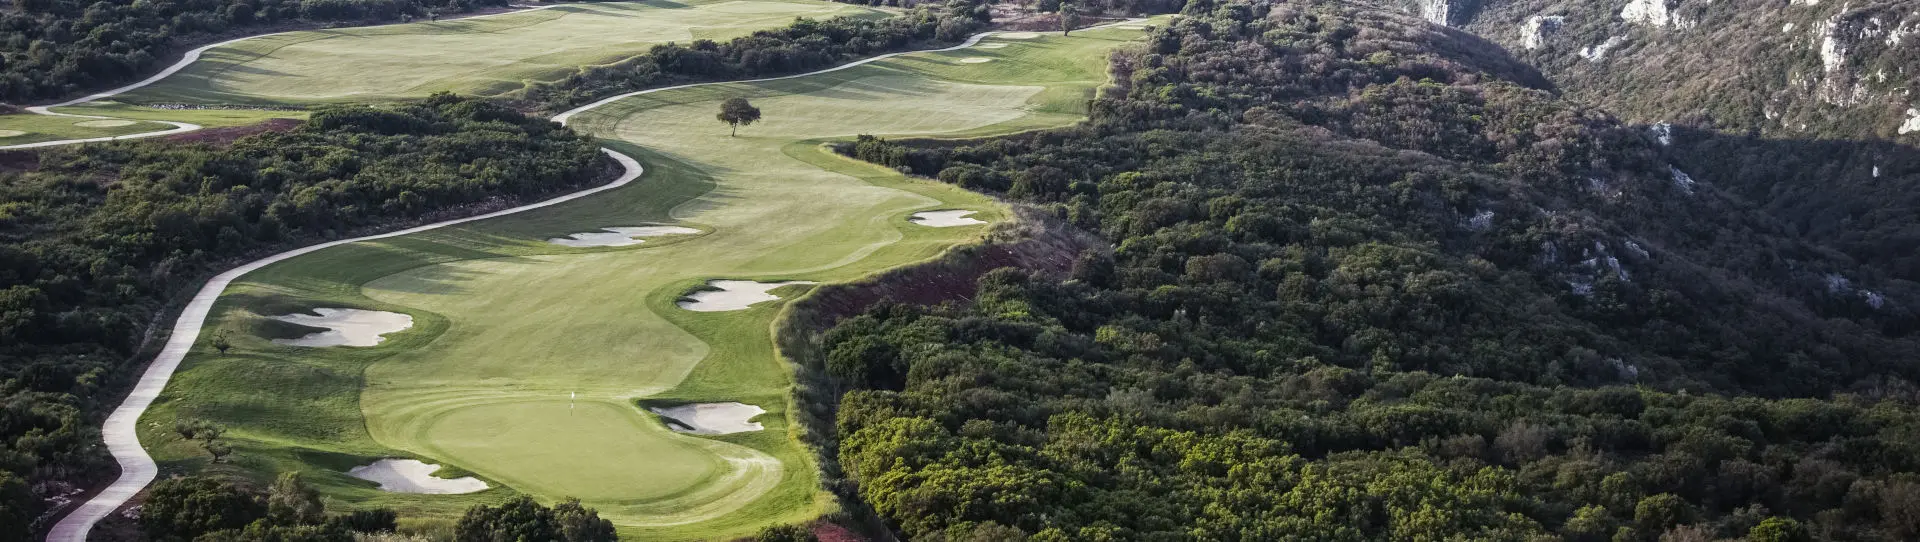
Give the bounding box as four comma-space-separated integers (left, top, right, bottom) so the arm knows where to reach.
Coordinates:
46, 16, 1144, 541
44, 149, 642, 542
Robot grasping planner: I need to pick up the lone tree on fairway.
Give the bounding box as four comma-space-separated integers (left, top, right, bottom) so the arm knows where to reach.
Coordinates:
718, 97, 763, 137
1061, 3, 1081, 35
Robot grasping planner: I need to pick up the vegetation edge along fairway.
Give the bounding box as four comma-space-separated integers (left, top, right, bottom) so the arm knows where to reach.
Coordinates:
84, 17, 1160, 542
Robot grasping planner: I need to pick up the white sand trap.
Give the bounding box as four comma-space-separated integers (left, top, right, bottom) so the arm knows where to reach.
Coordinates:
347, 459, 487, 494
678, 280, 817, 312
548, 225, 701, 247
909, 209, 987, 227
73, 120, 137, 128
650, 402, 766, 435
1117, 25, 1148, 30
270, 308, 412, 347
976, 42, 1009, 49
999, 32, 1041, 39
0, 130, 26, 138
960, 57, 995, 63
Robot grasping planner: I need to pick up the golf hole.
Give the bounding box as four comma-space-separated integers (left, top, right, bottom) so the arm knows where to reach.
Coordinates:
347, 459, 488, 494
677, 280, 817, 312
548, 225, 701, 247
650, 402, 766, 435
74, 120, 137, 128
909, 210, 987, 227
269, 308, 413, 347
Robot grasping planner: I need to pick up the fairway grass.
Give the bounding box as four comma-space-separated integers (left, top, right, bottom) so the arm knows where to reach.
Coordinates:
121, 0, 886, 106
0, 112, 171, 146
138, 21, 1155, 541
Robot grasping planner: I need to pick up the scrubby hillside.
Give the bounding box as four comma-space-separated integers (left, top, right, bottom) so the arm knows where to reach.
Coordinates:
1397, 0, 1919, 142
811, 0, 1920, 539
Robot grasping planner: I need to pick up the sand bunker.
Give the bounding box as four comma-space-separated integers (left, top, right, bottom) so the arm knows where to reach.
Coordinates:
0, 130, 25, 138
999, 32, 1041, 39
650, 402, 766, 435
270, 308, 412, 347
347, 459, 487, 494
909, 210, 987, 227
548, 225, 701, 247
960, 57, 994, 63
74, 120, 137, 128
1117, 25, 1148, 30
678, 280, 817, 312
976, 43, 1010, 49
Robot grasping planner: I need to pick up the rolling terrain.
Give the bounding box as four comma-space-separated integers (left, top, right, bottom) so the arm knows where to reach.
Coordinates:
22, 3, 1155, 539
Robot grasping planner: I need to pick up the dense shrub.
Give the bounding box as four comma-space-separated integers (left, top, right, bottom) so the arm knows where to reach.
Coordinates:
818, 0, 1920, 539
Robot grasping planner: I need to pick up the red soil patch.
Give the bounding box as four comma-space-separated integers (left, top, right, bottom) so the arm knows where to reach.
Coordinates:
813, 522, 866, 542
165, 118, 302, 146
792, 207, 1097, 327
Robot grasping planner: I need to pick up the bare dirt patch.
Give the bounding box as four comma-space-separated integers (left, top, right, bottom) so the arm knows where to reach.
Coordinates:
165, 118, 301, 146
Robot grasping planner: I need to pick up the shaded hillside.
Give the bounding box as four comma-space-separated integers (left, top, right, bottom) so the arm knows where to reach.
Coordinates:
1395, 0, 1919, 142
805, 0, 1920, 539
1665, 125, 1920, 285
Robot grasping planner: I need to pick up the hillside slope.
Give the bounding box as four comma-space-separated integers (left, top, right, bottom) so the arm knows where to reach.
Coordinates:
1395, 0, 1919, 142
809, 0, 1920, 539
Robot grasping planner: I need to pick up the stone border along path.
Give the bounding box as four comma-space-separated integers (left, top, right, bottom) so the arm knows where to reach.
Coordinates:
45, 16, 1147, 542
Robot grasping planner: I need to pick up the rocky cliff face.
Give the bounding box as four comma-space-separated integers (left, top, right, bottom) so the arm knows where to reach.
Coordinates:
1407, 0, 1479, 26
1383, 0, 1920, 142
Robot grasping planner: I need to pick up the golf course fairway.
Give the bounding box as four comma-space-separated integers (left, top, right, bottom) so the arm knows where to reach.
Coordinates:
117, 0, 886, 105
127, 15, 1157, 540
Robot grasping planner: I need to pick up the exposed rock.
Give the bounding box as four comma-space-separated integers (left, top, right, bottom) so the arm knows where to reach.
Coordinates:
1902, 108, 1920, 135
1415, 0, 1479, 26
1620, 0, 1691, 28
1521, 15, 1565, 49
1649, 122, 1673, 146
1579, 35, 1628, 61
1464, 209, 1495, 230
1814, 8, 1916, 107
1670, 166, 1696, 194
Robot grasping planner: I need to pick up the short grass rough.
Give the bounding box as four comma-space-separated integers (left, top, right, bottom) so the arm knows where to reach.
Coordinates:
137, 18, 1154, 541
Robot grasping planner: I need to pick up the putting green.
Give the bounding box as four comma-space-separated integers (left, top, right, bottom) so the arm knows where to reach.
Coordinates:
137, 19, 1156, 541
121, 0, 886, 105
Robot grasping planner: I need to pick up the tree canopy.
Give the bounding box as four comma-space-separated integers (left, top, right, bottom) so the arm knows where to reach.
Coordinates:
718, 97, 764, 137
